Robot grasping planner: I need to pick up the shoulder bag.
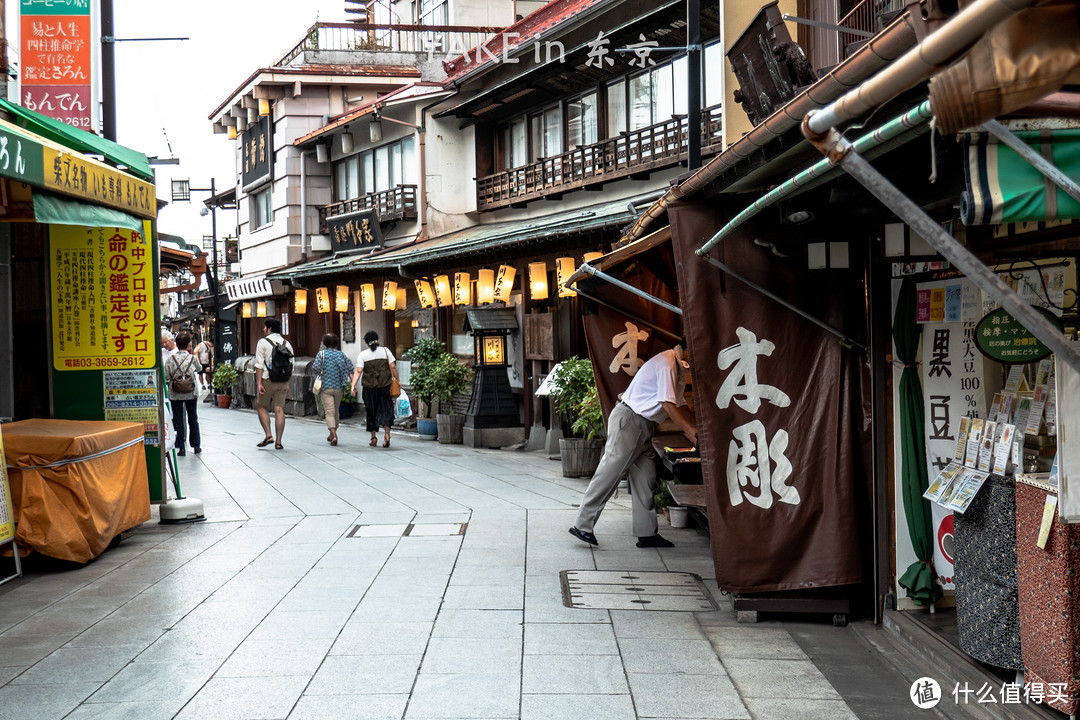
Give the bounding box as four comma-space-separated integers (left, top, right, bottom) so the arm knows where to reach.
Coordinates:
386, 348, 401, 398
312, 350, 324, 394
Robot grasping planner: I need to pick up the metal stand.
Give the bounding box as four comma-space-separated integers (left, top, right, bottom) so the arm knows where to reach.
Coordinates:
0, 539, 22, 587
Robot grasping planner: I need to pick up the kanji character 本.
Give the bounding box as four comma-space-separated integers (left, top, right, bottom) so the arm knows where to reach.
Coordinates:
609, 321, 649, 376
624, 33, 658, 69
726, 419, 799, 509
716, 327, 791, 413
585, 32, 614, 68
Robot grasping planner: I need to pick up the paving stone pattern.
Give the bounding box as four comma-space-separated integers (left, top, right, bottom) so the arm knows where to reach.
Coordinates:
0, 407, 862, 719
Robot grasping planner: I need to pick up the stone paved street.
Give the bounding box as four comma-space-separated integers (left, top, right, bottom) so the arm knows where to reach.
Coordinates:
0, 405, 867, 719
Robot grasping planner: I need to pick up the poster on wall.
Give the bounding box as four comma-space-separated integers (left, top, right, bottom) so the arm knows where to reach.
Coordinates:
103, 369, 160, 445
49, 225, 156, 371
922, 317, 986, 589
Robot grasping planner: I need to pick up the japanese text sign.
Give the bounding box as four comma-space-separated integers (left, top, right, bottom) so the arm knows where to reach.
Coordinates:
241, 116, 272, 189
20, 0, 93, 130
328, 209, 383, 253
974, 306, 1060, 363
49, 224, 156, 371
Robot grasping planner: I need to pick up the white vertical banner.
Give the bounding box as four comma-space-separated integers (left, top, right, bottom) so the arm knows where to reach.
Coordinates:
922, 318, 986, 589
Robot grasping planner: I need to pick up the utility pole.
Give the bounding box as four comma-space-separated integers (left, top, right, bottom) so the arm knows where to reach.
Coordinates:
687, 0, 701, 170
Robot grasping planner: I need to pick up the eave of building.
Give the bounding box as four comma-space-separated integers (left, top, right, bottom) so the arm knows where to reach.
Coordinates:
209, 65, 422, 130
293, 83, 451, 146
439, 0, 714, 121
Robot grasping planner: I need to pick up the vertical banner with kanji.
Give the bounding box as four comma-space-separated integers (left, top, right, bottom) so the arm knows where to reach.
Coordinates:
669, 200, 868, 593
49, 225, 156, 371
19, 0, 95, 130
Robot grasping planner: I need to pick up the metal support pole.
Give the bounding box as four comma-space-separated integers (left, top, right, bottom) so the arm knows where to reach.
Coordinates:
982, 120, 1080, 207
687, 0, 701, 171
210, 178, 221, 367
805, 122, 1080, 375
100, 0, 116, 140
574, 264, 682, 316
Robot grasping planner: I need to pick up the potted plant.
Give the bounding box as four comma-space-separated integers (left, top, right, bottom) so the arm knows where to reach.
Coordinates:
340, 387, 358, 419
404, 337, 447, 438
548, 357, 606, 477
212, 362, 240, 408
429, 352, 473, 444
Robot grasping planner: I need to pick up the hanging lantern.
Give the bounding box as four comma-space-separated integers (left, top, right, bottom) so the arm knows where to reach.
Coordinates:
583, 251, 603, 263
556, 257, 576, 298
293, 289, 308, 314
528, 261, 548, 300
256, 300, 268, 317
242, 302, 252, 318
382, 280, 399, 310
360, 283, 376, 312
396, 287, 407, 311
315, 287, 331, 313
494, 265, 516, 303
454, 272, 471, 306
335, 285, 350, 313
476, 268, 495, 305
415, 279, 435, 309
433, 275, 453, 307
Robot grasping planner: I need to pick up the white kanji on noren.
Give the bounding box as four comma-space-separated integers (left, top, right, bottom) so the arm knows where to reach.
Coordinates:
726, 420, 799, 508
716, 326, 791, 413
609, 321, 649, 376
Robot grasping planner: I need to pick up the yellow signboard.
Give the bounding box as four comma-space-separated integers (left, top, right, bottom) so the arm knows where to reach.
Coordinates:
0, 428, 14, 545
50, 225, 156, 370
41, 147, 156, 219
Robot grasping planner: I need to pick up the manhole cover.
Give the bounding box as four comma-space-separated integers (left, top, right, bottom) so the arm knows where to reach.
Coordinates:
560, 570, 718, 611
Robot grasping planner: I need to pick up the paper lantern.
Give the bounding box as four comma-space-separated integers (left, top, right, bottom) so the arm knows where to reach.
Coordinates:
382, 280, 398, 310
315, 287, 331, 313
335, 285, 350, 313
556, 257, 576, 298
583, 251, 603, 263
434, 275, 453, 307
454, 272, 471, 306
494, 265, 516, 303
415, 279, 435, 309
528, 261, 548, 300
396, 287, 407, 310
360, 283, 376, 312
242, 302, 252, 318
293, 289, 308, 314
481, 335, 505, 365
477, 268, 495, 305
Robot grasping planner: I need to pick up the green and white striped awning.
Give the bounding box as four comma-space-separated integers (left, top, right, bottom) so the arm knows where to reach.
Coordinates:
961, 128, 1080, 225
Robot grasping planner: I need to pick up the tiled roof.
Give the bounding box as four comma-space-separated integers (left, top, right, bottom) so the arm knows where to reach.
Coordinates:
293, 83, 447, 146
444, 0, 610, 80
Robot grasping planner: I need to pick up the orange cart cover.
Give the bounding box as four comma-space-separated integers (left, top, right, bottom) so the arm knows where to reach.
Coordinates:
2, 419, 151, 563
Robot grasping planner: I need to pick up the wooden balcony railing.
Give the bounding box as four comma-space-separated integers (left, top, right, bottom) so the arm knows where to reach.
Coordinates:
476, 106, 723, 211
837, 0, 907, 51
319, 185, 418, 233
276, 22, 502, 67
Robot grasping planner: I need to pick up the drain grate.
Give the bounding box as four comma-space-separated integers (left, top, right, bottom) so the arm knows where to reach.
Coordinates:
560, 570, 718, 611
347, 522, 467, 538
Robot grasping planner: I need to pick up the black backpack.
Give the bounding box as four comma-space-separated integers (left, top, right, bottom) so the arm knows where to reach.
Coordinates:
267, 339, 294, 382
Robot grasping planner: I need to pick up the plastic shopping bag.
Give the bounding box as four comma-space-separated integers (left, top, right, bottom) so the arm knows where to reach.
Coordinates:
395, 388, 412, 420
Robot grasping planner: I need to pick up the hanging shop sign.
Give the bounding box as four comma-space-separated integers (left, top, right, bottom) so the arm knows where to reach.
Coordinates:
49, 225, 156, 371
241, 115, 272, 189
328, 209, 383, 254
974, 306, 1062, 364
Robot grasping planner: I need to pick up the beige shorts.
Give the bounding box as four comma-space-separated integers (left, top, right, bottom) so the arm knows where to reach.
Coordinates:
258, 380, 289, 409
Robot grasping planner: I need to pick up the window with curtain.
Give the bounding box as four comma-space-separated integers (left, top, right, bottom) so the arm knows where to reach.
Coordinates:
400, 136, 416, 184
566, 92, 597, 148
629, 72, 652, 130
607, 80, 626, 137
419, 0, 447, 25
333, 155, 359, 202
705, 40, 723, 108
360, 150, 374, 194
251, 187, 272, 229
543, 106, 562, 157
375, 145, 390, 192
672, 56, 689, 117
651, 63, 675, 124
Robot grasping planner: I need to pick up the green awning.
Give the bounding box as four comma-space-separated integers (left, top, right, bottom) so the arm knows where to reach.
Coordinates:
0, 98, 153, 181
33, 191, 144, 233
961, 128, 1080, 226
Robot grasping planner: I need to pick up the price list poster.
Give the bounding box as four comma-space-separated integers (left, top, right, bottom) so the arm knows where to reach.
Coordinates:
19, 0, 94, 130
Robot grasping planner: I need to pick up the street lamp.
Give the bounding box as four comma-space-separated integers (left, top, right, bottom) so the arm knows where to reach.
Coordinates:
172, 178, 221, 363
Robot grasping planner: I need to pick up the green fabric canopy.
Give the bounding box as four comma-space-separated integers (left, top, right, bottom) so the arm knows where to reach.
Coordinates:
33, 191, 144, 233
894, 277, 942, 606
0, 98, 153, 181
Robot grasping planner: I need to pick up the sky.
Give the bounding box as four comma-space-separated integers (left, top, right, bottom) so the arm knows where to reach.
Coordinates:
7, 0, 351, 244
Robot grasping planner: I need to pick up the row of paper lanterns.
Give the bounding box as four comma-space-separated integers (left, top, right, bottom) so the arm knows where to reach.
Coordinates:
290, 254, 603, 314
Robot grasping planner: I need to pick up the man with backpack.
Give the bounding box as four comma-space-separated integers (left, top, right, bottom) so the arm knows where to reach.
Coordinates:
254, 317, 294, 449
165, 331, 203, 456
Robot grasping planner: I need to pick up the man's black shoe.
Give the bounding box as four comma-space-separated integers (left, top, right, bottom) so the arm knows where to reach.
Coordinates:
569, 527, 598, 546
636, 534, 674, 548
177, 448, 186, 456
